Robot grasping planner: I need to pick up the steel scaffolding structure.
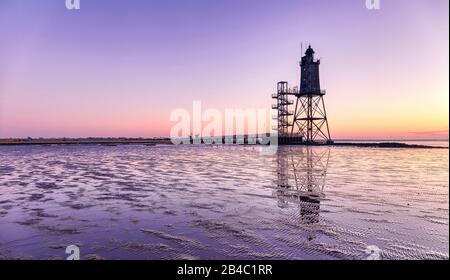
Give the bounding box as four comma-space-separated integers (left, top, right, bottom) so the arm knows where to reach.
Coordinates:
272, 82, 294, 136
291, 91, 331, 143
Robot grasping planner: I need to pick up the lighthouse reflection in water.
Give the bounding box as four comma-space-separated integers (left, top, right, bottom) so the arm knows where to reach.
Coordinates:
273, 147, 330, 225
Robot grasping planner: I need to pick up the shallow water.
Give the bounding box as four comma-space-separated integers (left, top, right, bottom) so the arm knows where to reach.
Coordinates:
0, 144, 448, 260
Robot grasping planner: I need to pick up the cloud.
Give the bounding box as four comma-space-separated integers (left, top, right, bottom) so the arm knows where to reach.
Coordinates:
408, 130, 449, 136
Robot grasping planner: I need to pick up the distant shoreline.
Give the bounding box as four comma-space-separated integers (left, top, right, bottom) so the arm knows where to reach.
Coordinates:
0, 138, 173, 146
330, 142, 447, 149
0, 138, 447, 149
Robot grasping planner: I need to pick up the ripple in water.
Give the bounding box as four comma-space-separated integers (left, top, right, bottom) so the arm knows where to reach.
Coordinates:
0, 144, 448, 260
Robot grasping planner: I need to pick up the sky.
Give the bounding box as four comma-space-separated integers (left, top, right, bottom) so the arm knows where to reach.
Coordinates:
0, 0, 448, 139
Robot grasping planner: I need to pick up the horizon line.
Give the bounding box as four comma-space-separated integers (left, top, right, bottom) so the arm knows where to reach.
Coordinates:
0, 136, 448, 142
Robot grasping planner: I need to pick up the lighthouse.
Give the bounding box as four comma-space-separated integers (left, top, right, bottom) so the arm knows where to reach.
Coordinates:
272, 46, 332, 144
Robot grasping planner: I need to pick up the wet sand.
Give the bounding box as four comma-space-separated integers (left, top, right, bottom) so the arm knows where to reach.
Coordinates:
0, 145, 448, 260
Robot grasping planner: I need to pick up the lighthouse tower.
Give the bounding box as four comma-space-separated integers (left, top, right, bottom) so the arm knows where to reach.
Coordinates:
291, 46, 332, 143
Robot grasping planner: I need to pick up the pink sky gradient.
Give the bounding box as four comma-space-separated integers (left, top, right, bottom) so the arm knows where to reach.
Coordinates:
0, 0, 448, 139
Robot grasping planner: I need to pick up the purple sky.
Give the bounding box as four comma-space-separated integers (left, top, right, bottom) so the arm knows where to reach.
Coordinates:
0, 0, 448, 138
